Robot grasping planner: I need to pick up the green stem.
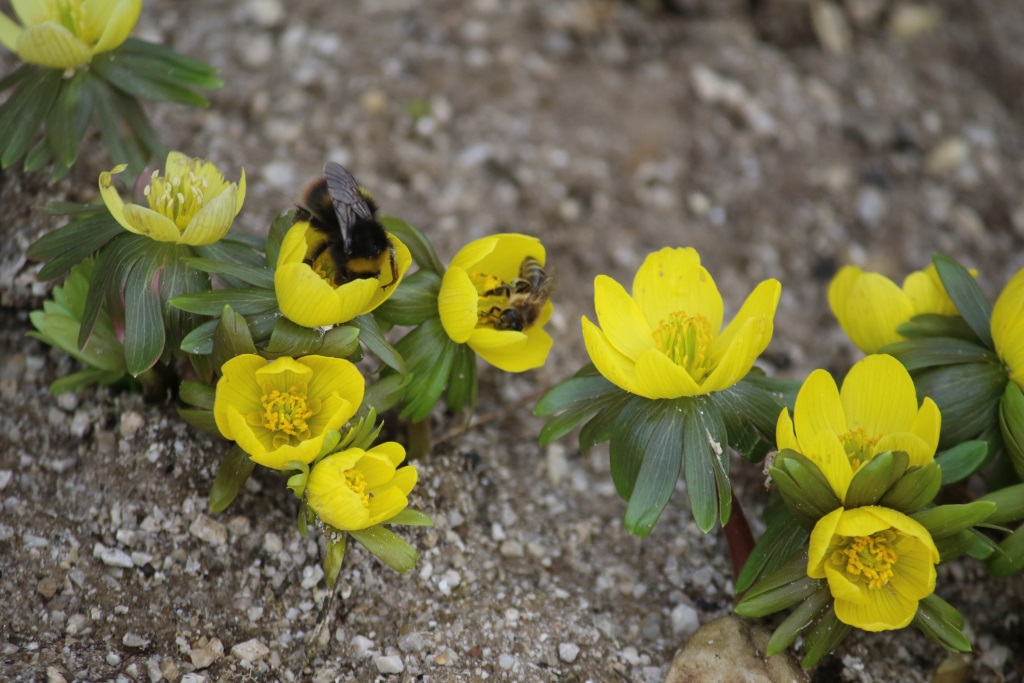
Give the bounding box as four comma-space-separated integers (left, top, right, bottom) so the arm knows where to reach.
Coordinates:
723, 489, 754, 590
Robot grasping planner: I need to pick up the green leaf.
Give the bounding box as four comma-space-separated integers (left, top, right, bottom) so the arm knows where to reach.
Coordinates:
0, 67, 62, 168
386, 509, 434, 527
445, 342, 478, 415
264, 212, 294, 269
932, 254, 992, 348
894, 313, 980, 344
156, 244, 210, 353
877, 462, 941, 513
114, 39, 223, 88
348, 525, 419, 573
212, 305, 258, 373
800, 606, 851, 669
123, 253, 166, 376
89, 76, 147, 174
913, 594, 971, 652
987, 522, 1024, 577
913, 360, 1007, 449
735, 504, 810, 593
735, 551, 817, 617
109, 85, 164, 163
396, 319, 457, 422
978, 483, 1024, 525
195, 237, 267, 274
622, 404, 685, 537
43, 69, 94, 169
535, 373, 620, 416
765, 587, 832, 656
246, 309, 283, 343
92, 51, 211, 106
0, 63, 34, 94
181, 258, 275, 289
318, 325, 361, 359
180, 380, 215, 410
361, 373, 411, 417
912, 501, 996, 539
1000, 381, 1024, 482
170, 287, 279, 316
843, 450, 909, 508
180, 318, 218, 355
380, 216, 445, 274
375, 269, 442, 326
209, 445, 256, 513
769, 450, 842, 527
48, 368, 125, 394
935, 440, 989, 485
324, 535, 346, 588
177, 408, 219, 435
607, 395, 662, 501
885, 336, 994, 372
264, 317, 326, 358
352, 314, 405, 374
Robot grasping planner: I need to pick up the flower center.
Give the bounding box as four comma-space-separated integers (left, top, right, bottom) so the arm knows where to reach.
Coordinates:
652, 311, 714, 382
254, 384, 319, 447
830, 530, 898, 590
54, 0, 87, 39
839, 427, 879, 471
344, 468, 372, 508
144, 168, 210, 231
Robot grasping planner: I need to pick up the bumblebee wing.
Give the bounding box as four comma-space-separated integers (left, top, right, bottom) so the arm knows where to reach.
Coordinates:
324, 162, 374, 248
529, 271, 555, 304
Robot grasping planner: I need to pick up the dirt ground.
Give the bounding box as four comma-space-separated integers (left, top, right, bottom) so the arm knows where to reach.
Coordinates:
2, 0, 1024, 681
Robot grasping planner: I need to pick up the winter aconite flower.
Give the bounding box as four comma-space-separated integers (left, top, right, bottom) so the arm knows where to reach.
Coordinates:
993, 268, 1024, 390
777, 354, 941, 501
809, 506, 939, 631
828, 264, 961, 354
214, 355, 364, 470
306, 442, 418, 531
0, 0, 141, 69
438, 233, 553, 372
582, 247, 780, 399
99, 151, 246, 246
275, 222, 412, 328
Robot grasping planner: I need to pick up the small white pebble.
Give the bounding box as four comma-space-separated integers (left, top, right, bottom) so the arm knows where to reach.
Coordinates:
558, 642, 580, 663
374, 655, 404, 674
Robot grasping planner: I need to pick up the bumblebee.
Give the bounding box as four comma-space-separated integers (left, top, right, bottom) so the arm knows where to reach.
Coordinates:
480, 256, 553, 332
296, 162, 398, 288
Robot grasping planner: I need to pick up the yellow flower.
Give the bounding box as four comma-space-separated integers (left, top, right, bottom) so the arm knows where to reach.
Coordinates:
99, 151, 246, 246
274, 221, 412, 328
809, 506, 939, 632
777, 354, 941, 501
306, 442, 418, 531
0, 0, 141, 69
213, 354, 364, 470
828, 264, 961, 354
581, 247, 780, 399
438, 233, 553, 372
992, 267, 1024, 390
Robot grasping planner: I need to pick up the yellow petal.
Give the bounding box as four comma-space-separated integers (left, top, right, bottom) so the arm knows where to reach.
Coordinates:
835, 583, 917, 631
461, 233, 544, 282
633, 347, 702, 399
807, 507, 844, 578
366, 486, 411, 526
714, 279, 781, 359
992, 268, 1024, 380
11, 0, 50, 26
903, 265, 956, 316
301, 355, 364, 415
888, 537, 937, 600
841, 354, 918, 437
439, 266, 483, 343
632, 247, 723, 333
583, 315, 641, 395
88, 0, 140, 55
354, 451, 400, 488
875, 432, 933, 468
369, 441, 407, 468
254, 356, 313, 390
98, 165, 131, 230
471, 326, 552, 372
178, 184, 237, 246
823, 562, 870, 604
235, 169, 247, 214
246, 429, 323, 470
830, 267, 913, 353
909, 397, 941, 459
16, 22, 92, 68
360, 233, 412, 311
213, 354, 267, 439
0, 13, 22, 52
593, 274, 654, 360
793, 369, 847, 447
702, 315, 766, 393
802, 431, 854, 501
163, 151, 191, 178
389, 463, 418, 497
449, 236, 498, 272
776, 408, 799, 451
121, 204, 182, 242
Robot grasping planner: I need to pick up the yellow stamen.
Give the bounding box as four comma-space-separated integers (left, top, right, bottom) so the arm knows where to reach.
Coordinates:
344, 468, 372, 508
830, 530, 899, 590
839, 427, 879, 471
469, 271, 513, 327
144, 166, 211, 232
260, 385, 315, 442
652, 310, 714, 382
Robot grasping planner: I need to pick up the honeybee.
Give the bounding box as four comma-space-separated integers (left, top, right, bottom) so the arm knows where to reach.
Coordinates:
296, 162, 398, 288
479, 256, 554, 332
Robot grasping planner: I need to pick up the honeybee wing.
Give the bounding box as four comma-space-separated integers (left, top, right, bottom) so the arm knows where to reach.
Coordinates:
323, 162, 375, 251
